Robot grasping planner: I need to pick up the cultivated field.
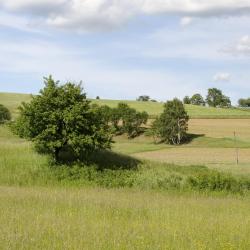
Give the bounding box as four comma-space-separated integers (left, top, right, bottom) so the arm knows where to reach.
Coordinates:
0, 92, 250, 249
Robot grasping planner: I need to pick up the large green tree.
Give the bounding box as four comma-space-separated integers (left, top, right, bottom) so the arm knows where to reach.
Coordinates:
0, 104, 11, 124
152, 98, 189, 145
14, 76, 112, 162
206, 88, 231, 108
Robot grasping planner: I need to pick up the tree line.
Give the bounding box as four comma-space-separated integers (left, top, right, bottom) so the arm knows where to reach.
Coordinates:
183, 88, 231, 108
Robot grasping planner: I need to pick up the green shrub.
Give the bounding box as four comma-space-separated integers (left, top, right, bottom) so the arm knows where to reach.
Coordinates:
187, 171, 250, 192
0, 104, 11, 124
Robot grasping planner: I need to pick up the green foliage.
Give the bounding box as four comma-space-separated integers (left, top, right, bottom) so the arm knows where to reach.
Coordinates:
206, 88, 231, 108
13, 76, 112, 162
190, 93, 205, 106
238, 98, 250, 107
183, 96, 191, 104
187, 171, 250, 193
152, 98, 189, 145
0, 104, 11, 124
102, 102, 149, 138
137, 95, 150, 101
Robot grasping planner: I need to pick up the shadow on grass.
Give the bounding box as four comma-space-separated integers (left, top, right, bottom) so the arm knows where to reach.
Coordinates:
183, 133, 205, 144
57, 147, 141, 171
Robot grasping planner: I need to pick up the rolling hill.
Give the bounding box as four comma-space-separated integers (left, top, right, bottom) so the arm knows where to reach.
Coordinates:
1, 92, 250, 119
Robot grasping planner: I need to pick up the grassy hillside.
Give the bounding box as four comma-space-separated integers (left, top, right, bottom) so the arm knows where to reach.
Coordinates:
1, 91, 250, 248
1, 92, 250, 118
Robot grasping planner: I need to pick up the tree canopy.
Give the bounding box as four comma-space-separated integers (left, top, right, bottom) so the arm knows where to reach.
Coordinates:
137, 95, 150, 102
13, 76, 112, 162
206, 88, 231, 108
190, 94, 205, 106
152, 98, 189, 145
238, 98, 250, 107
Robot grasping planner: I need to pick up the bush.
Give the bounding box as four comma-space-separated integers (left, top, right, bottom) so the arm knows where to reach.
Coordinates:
187, 171, 250, 192
0, 104, 11, 124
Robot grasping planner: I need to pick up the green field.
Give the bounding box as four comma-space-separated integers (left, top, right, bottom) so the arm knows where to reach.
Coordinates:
0, 92, 250, 249
1, 92, 250, 118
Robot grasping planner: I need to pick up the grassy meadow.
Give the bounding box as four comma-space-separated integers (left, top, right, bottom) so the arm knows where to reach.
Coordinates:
0, 92, 250, 249
1, 92, 250, 118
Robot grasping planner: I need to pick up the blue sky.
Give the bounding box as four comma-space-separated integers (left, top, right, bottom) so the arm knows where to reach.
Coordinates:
1, 1, 250, 104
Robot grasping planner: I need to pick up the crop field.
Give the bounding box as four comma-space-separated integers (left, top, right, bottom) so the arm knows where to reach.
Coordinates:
1, 92, 250, 249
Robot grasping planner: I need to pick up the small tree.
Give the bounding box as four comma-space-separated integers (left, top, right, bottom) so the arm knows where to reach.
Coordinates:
206, 88, 231, 108
190, 94, 205, 106
137, 95, 150, 102
13, 76, 112, 162
0, 104, 11, 124
183, 96, 191, 104
152, 98, 189, 145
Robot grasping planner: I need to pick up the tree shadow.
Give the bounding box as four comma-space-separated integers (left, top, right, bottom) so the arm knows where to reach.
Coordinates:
183, 133, 205, 144
57, 146, 140, 171
87, 150, 141, 170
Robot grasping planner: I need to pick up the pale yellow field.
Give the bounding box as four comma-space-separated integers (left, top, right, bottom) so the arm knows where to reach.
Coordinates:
134, 148, 250, 173
189, 119, 250, 141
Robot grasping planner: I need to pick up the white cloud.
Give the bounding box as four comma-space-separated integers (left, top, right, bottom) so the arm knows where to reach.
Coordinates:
180, 17, 193, 26
213, 72, 231, 82
222, 35, 250, 56
2, 0, 250, 31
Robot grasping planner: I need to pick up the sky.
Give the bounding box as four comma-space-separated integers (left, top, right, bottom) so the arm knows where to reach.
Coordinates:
1, 1, 250, 103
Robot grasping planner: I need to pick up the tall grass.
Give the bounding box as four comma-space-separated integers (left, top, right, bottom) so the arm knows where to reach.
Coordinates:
0, 186, 250, 250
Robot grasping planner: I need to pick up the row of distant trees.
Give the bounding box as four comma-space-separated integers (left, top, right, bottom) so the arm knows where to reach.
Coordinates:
137, 88, 250, 108
183, 88, 231, 108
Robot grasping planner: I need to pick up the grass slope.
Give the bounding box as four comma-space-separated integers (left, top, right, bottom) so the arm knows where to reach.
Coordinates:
1, 92, 250, 118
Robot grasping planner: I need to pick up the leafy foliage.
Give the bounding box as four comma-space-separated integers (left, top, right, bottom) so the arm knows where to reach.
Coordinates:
13, 76, 112, 162
0, 104, 11, 124
137, 95, 150, 102
206, 88, 231, 108
101, 102, 149, 138
152, 98, 189, 145
183, 96, 191, 104
238, 98, 250, 107
190, 93, 205, 106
